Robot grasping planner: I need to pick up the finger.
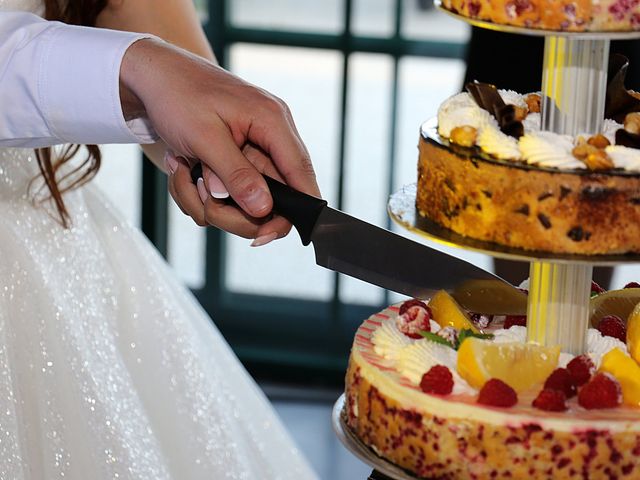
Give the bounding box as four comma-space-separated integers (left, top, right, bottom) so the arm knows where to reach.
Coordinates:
255, 214, 292, 239
241, 143, 285, 182
167, 175, 188, 216
202, 200, 264, 239
165, 149, 179, 174
173, 157, 206, 226
196, 178, 209, 204
201, 164, 229, 199
192, 123, 272, 218
249, 99, 321, 198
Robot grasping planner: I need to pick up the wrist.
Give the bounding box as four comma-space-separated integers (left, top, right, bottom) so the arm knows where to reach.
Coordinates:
120, 38, 162, 121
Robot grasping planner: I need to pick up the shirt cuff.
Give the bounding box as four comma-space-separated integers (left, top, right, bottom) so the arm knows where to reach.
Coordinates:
38, 25, 159, 145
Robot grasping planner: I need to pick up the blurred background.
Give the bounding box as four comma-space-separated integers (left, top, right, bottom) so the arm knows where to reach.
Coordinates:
92, 1, 640, 478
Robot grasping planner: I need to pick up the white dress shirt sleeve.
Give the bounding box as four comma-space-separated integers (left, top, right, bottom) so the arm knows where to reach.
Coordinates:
0, 11, 158, 148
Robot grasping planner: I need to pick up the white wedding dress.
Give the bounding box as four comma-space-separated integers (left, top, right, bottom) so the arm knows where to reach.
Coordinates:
0, 3, 319, 479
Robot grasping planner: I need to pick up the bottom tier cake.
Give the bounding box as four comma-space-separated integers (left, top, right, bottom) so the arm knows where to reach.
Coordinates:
344, 293, 640, 479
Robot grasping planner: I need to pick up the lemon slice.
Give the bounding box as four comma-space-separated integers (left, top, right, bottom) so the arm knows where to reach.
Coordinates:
428, 290, 478, 333
589, 288, 640, 327
626, 301, 640, 364
457, 338, 560, 392
600, 348, 640, 407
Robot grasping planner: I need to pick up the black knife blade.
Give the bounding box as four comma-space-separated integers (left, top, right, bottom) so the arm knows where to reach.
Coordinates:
190, 164, 528, 315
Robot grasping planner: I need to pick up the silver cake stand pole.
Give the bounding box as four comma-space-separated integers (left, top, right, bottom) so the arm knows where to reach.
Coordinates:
527, 37, 610, 354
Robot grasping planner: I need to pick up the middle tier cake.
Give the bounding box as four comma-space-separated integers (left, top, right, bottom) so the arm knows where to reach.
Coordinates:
416, 56, 640, 254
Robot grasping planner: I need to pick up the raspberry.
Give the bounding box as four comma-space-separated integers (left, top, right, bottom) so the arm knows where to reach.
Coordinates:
544, 368, 577, 398
396, 300, 431, 339
597, 315, 627, 342
578, 373, 622, 410
624, 281, 640, 289
532, 389, 568, 412
420, 365, 454, 395
591, 280, 606, 295
504, 315, 527, 329
399, 299, 428, 316
477, 379, 518, 408
566, 355, 595, 387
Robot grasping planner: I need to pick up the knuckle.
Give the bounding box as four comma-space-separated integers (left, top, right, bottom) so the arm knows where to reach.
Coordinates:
227, 166, 260, 191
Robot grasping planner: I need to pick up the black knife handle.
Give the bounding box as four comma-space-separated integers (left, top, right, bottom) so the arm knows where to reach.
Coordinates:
190, 163, 327, 246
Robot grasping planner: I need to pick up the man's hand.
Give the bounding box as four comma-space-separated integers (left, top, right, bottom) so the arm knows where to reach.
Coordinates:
120, 38, 320, 241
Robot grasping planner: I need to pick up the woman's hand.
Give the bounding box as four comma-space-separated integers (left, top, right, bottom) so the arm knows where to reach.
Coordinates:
165, 147, 293, 246
120, 38, 320, 241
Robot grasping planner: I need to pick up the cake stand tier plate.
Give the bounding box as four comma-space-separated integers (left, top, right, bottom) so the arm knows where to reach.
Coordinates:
332, 394, 427, 480
388, 183, 640, 266
434, 0, 640, 39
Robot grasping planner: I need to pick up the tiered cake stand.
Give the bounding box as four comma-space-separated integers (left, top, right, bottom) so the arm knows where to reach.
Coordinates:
334, 4, 640, 479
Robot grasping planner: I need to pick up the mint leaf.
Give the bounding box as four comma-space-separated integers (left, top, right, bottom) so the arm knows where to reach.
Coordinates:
456, 329, 494, 350
419, 331, 455, 349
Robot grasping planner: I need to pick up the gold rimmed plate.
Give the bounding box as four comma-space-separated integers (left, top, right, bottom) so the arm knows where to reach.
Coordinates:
388, 183, 640, 265
434, 0, 640, 39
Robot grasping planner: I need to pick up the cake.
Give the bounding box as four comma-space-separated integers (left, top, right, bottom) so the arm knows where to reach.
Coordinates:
344, 294, 640, 479
440, 0, 640, 31
416, 56, 640, 255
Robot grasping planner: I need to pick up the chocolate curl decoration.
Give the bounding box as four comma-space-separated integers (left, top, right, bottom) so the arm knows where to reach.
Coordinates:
605, 54, 640, 123
615, 129, 640, 149
466, 81, 524, 138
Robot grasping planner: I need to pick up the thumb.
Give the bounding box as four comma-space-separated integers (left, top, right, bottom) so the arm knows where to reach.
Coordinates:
196, 133, 272, 218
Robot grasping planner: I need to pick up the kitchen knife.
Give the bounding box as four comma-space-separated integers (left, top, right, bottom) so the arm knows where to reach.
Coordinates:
190, 165, 528, 315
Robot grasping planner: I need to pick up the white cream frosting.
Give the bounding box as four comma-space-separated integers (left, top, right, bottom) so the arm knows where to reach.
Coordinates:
372, 322, 414, 360
586, 328, 629, 368
437, 92, 497, 138
436, 90, 639, 171
371, 317, 630, 395
606, 145, 640, 171
396, 340, 474, 395
498, 89, 527, 109
519, 131, 586, 169
477, 124, 522, 160
603, 119, 624, 145
522, 112, 541, 133
492, 325, 527, 343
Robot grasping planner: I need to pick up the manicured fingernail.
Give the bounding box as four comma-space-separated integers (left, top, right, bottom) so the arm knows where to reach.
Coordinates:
207, 172, 229, 199
165, 150, 178, 174
196, 178, 208, 203
250, 232, 278, 247
244, 189, 271, 215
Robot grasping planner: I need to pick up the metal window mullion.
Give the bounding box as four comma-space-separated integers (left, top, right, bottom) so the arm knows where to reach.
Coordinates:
330, 0, 354, 337
140, 155, 169, 258
382, 0, 404, 307
222, 28, 465, 60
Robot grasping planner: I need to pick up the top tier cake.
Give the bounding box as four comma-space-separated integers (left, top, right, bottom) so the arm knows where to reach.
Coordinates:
441, 0, 640, 31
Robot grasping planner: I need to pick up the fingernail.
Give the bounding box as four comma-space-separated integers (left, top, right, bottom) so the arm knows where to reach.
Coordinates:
165, 150, 178, 174
196, 178, 208, 203
250, 232, 278, 247
207, 172, 229, 199
244, 189, 271, 215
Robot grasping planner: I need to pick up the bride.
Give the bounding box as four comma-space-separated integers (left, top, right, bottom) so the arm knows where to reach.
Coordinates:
0, 1, 320, 479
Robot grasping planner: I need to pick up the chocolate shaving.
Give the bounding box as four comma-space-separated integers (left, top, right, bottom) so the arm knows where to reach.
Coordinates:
616, 129, 640, 148
466, 81, 524, 138
605, 54, 640, 123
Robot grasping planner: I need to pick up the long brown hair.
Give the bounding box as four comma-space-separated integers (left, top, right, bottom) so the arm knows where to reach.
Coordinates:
36, 0, 108, 228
